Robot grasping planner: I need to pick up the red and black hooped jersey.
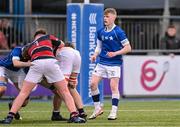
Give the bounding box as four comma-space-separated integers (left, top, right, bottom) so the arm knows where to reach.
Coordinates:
27, 35, 62, 61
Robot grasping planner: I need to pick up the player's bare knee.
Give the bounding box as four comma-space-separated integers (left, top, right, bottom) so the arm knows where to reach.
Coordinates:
0, 86, 6, 97
0, 87, 6, 93
90, 82, 97, 91
111, 86, 119, 94
0, 91, 5, 97
111, 88, 118, 93
61, 87, 69, 94
57, 84, 69, 94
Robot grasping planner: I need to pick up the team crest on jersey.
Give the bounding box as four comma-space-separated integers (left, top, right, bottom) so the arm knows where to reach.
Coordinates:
102, 35, 113, 41
109, 36, 113, 40
105, 36, 108, 40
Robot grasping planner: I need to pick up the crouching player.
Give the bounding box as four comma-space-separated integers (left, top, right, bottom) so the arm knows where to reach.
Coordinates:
0, 46, 33, 120
52, 42, 87, 120
40, 42, 87, 121
0, 28, 85, 124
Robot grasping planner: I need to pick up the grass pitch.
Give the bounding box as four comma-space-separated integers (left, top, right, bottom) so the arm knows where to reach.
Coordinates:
1, 99, 180, 127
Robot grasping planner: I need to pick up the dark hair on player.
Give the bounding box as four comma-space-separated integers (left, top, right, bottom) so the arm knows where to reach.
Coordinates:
34, 28, 47, 38
64, 42, 75, 49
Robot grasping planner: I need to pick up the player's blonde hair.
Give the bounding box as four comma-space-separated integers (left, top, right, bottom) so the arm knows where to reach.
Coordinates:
104, 8, 117, 16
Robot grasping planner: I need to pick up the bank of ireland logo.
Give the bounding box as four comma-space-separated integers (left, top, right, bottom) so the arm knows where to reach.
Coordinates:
89, 13, 97, 24
140, 60, 169, 91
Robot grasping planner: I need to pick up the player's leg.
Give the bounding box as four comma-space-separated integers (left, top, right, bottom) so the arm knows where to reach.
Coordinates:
0, 67, 8, 97
8, 95, 30, 120
0, 76, 7, 97
51, 90, 67, 121
0, 85, 6, 97
108, 77, 120, 120
0, 62, 43, 124
8, 69, 29, 120
8, 82, 30, 120
88, 74, 103, 119
69, 51, 87, 119
53, 79, 75, 113
10, 81, 35, 117
107, 66, 121, 120
17, 70, 30, 108
45, 59, 85, 123
40, 78, 67, 121
68, 88, 87, 119
89, 64, 104, 120
68, 72, 87, 119
53, 80, 85, 123
0, 81, 36, 124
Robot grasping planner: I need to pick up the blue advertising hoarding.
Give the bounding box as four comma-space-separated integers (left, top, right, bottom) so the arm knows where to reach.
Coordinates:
67, 4, 81, 92
67, 3, 104, 105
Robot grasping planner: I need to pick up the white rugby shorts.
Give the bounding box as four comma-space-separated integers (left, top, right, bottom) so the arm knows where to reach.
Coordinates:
25, 59, 65, 83
0, 66, 26, 89
92, 63, 121, 78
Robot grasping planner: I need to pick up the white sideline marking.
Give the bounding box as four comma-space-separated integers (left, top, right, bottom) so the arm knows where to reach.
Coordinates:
1, 109, 180, 113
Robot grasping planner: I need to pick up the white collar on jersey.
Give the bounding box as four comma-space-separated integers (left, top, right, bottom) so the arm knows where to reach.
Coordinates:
105, 24, 116, 32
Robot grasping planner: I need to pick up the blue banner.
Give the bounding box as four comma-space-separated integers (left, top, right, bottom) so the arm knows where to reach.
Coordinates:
67, 4, 81, 92
67, 4, 81, 51
67, 4, 104, 105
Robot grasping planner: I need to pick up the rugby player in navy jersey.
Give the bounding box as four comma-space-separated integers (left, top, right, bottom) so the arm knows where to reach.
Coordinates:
0, 46, 33, 120
0, 28, 85, 124
89, 8, 132, 120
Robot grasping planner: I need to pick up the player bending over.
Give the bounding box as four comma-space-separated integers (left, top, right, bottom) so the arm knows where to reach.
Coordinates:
43, 42, 87, 121
0, 28, 85, 124
0, 46, 33, 120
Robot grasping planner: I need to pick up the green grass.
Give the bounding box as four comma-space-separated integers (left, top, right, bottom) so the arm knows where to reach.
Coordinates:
1, 99, 180, 127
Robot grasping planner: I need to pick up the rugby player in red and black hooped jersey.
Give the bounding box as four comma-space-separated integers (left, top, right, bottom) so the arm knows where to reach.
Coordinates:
0, 28, 86, 124
27, 31, 64, 61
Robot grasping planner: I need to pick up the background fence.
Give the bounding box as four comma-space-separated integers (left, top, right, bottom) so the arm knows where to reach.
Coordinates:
1, 14, 180, 98
118, 15, 180, 53
1, 15, 180, 53
0, 15, 66, 52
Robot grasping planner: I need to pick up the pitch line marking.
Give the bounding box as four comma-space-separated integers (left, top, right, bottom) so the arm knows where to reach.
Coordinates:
1, 109, 180, 113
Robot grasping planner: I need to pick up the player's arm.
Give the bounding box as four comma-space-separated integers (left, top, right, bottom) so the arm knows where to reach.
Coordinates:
12, 58, 32, 68
91, 39, 102, 62
115, 43, 131, 55
49, 35, 64, 55
115, 40, 131, 55
107, 40, 131, 57
107, 29, 132, 57
12, 48, 33, 68
22, 44, 31, 61
67, 73, 79, 89
50, 35, 64, 48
